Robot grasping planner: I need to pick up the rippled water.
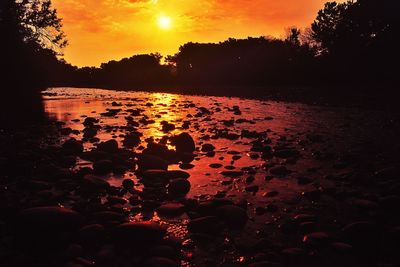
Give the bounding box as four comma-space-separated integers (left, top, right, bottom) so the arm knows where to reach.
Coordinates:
41, 87, 398, 265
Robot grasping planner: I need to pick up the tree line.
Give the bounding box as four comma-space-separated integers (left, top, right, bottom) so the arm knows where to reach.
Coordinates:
1, 0, 399, 95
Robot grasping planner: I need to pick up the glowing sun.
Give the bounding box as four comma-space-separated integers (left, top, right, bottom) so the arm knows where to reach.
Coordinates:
157, 15, 172, 30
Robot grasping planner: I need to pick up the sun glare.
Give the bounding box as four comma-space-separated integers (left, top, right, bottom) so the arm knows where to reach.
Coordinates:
158, 15, 172, 30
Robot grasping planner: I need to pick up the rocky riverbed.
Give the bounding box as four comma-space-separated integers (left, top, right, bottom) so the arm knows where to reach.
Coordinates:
1, 87, 400, 267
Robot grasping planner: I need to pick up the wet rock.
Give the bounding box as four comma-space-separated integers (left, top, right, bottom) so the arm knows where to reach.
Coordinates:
171, 133, 195, 153
188, 216, 222, 234
220, 171, 244, 177
293, 214, 317, 223
264, 191, 279, 198
245, 185, 259, 193
113, 222, 166, 245
167, 170, 190, 179
162, 123, 176, 132
144, 257, 179, 267
122, 178, 134, 190
179, 163, 194, 170
97, 139, 119, 153
82, 175, 110, 190
281, 248, 306, 260
341, 221, 380, 250
246, 176, 255, 184
209, 163, 222, 169
297, 176, 313, 185
78, 224, 105, 244
83, 127, 98, 138
83, 117, 98, 126
62, 138, 83, 155
274, 149, 300, 158
157, 203, 186, 217
269, 166, 290, 176
246, 261, 283, 267
149, 245, 179, 260
302, 190, 321, 201
20, 207, 81, 231
216, 205, 248, 228
331, 242, 353, 253
303, 232, 330, 247
201, 144, 216, 152
123, 132, 141, 148
93, 160, 114, 174
168, 179, 191, 196
137, 154, 168, 171
266, 204, 278, 212
92, 211, 126, 224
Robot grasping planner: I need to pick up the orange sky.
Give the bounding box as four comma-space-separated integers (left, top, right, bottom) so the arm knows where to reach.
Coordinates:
53, 0, 337, 67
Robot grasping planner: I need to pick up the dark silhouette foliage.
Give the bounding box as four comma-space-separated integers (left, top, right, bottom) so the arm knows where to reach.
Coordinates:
311, 0, 400, 83
0, 0, 70, 91
1, 0, 398, 98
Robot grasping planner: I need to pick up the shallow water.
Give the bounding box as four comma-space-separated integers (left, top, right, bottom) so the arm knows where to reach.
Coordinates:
41, 87, 399, 266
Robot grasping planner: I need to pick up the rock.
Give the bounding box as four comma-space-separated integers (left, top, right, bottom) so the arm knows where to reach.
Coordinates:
171, 133, 195, 153
188, 216, 222, 234
82, 175, 110, 190
157, 203, 186, 217
266, 204, 278, 212
331, 242, 353, 253
245, 185, 259, 193
144, 257, 179, 267
137, 154, 168, 171
220, 171, 244, 177
123, 132, 141, 148
281, 248, 306, 260
168, 179, 191, 196
246, 261, 283, 267
97, 140, 119, 153
293, 214, 317, 223
269, 166, 290, 176
20, 207, 81, 232
264, 191, 279, 197
83, 127, 98, 138
141, 169, 169, 181
83, 117, 98, 126
303, 232, 330, 246
93, 160, 113, 174
302, 190, 321, 201
274, 149, 300, 158
92, 211, 125, 224
216, 205, 248, 228
167, 170, 190, 179
113, 222, 166, 245
341, 221, 380, 250
162, 123, 176, 132
209, 163, 223, 168
297, 176, 313, 185
122, 179, 134, 190
149, 245, 179, 260
201, 144, 216, 152
179, 163, 194, 170
62, 138, 83, 155
78, 224, 105, 244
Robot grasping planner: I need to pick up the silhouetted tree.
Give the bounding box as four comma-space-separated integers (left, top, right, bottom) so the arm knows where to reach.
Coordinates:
311, 0, 400, 83
285, 27, 301, 46
0, 0, 68, 90
166, 37, 315, 87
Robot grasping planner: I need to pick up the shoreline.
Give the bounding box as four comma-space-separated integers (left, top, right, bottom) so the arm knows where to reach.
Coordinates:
46, 84, 400, 111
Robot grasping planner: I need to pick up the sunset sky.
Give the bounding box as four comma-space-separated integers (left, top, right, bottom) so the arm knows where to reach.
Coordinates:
53, 0, 336, 67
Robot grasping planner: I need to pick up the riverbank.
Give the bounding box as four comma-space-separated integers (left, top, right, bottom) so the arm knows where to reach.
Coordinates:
1, 88, 400, 266
51, 84, 400, 111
